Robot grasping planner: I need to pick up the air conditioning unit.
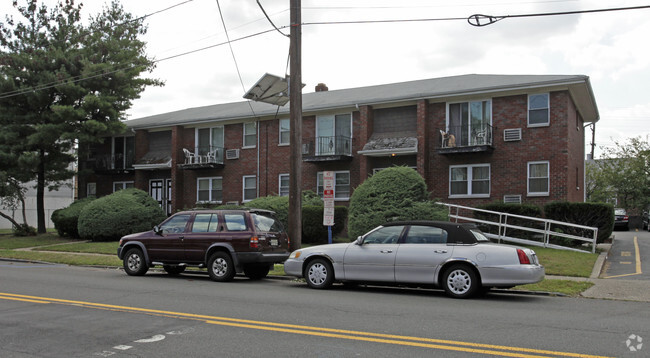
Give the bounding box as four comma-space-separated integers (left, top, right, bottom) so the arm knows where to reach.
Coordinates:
226, 201, 239, 206
503, 195, 522, 204
225, 149, 240, 160
503, 128, 522, 142
301, 143, 311, 155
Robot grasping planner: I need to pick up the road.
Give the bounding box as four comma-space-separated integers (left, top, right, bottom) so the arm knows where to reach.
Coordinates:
1, 262, 648, 357
601, 229, 649, 279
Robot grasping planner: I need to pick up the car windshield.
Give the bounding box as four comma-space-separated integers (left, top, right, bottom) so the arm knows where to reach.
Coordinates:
469, 229, 490, 242
614, 208, 626, 215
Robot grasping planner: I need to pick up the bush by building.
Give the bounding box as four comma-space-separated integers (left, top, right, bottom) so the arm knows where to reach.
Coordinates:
544, 201, 614, 244
51, 197, 96, 238
302, 205, 348, 244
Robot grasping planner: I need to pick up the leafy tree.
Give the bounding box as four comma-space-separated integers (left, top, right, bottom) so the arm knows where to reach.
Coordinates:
0, 0, 161, 233
587, 136, 650, 214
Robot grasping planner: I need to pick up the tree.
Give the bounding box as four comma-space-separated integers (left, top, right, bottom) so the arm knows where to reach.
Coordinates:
0, 0, 162, 233
587, 136, 650, 214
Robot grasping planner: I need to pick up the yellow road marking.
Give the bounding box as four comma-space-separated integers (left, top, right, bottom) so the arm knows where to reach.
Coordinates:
621, 251, 631, 257
0, 292, 614, 358
604, 237, 642, 279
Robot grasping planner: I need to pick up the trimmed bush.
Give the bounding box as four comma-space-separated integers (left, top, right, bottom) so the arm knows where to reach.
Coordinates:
544, 202, 614, 244
78, 189, 166, 241
348, 167, 447, 239
302, 205, 348, 244
51, 197, 96, 238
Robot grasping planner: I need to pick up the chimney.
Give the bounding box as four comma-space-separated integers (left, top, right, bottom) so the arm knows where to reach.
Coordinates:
315, 83, 328, 92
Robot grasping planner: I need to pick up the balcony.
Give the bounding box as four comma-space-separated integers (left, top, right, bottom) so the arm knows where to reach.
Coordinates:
85, 154, 134, 174
302, 136, 353, 162
437, 124, 495, 155
178, 146, 224, 170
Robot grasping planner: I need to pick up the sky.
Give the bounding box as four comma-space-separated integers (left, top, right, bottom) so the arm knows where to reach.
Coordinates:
2, 0, 650, 158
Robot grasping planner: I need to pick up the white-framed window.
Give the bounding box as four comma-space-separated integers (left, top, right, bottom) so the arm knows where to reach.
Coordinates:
528, 93, 549, 127
279, 118, 290, 145
243, 122, 257, 148
197, 177, 222, 203
316, 113, 352, 155
317, 171, 351, 200
449, 164, 490, 198
447, 100, 491, 146
279, 174, 289, 197
87, 182, 96, 197
113, 181, 134, 192
196, 126, 224, 158
528, 161, 549, 196
243, 175, 257, 202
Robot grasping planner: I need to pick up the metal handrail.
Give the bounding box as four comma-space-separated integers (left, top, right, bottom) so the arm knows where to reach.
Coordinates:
436, 202, 598, 253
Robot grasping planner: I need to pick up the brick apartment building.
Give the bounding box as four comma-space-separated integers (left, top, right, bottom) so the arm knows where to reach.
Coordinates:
77, 74, 599, 215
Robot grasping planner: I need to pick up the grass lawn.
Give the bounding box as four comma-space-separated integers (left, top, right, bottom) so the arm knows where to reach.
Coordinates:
0, 233, 77, 249
530, 246, 599, 277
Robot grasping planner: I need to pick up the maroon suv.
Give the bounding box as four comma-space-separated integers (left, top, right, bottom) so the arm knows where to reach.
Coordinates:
117, 209, 290, 281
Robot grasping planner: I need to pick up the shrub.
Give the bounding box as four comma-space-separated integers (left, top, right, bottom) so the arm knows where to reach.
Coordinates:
474, 203, 544, 240
78, 189, 166, 241
51, 197, 96, 238
348, 167, 447, 239
544, 202, 614, 244
302, 205, 348, 244
12, 223, 36, 236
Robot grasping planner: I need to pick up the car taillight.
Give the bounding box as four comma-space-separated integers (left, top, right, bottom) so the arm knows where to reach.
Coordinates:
517, 249, 531, 264
250, 236, 260, 249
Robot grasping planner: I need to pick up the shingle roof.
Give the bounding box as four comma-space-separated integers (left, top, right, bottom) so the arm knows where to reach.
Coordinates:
124, 74, 598, 129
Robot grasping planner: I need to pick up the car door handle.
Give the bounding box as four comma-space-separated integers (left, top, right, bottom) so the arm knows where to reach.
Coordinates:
179, 236, 184, 240
380, 250, 393, 253
434, 250, 448, 254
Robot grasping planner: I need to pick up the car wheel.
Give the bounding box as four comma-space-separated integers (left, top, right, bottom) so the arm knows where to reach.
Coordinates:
443, 264, 478, 299
123, 248, 148, 276
163, 265, 186, 276
244, 264, 271, 280
207, 251, 235, 282
304, 258, 334, 289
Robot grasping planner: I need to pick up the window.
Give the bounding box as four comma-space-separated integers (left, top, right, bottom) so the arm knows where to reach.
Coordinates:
316, 113, 352, 155
449, 164, 490, 197
243, 175, 257, 202
191, 213, 220, 233
317, 171, 350, 200
279, 174, 289, 197
404, 226, 448, 244
447, 100, 491, 146
243, 122, 257, 148
362, 225, 404, 244
528, 93, 549, 127
224, 213, 247, 231
112, 136, 135, 169
197, 126, 224, 159
279, 119, 290, 145
87, 183, 96, 197
160, 214, 191, 234
113, 181, 134, 192
197, 177, 222, 203
528, 161, 549, 196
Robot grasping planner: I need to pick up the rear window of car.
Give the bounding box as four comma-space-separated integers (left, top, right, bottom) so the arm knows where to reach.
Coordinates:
469, 229, 490, 242
224, 213, 248, 231
614, 208, 626, 215
251, 213, 283, 232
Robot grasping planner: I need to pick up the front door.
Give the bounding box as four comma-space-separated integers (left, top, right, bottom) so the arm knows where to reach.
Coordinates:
343, 225, 405, 282
150, 179, 172, 215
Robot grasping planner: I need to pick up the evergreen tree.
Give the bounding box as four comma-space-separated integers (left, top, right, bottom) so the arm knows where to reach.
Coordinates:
0, 0, 162, 233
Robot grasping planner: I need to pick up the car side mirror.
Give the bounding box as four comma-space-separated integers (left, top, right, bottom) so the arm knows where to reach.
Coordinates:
153, 225, 163, 236
354, 236, 363, 245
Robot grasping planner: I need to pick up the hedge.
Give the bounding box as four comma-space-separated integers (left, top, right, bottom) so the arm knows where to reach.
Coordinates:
302, 205, 348, 244
544, 201, 614, 244
51, 197, 96, 239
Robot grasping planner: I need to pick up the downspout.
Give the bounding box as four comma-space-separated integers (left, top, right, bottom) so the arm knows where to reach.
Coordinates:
257, 118, 260, 199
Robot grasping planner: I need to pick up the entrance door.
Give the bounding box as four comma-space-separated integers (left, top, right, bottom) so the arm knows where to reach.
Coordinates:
150, 179, 172, 215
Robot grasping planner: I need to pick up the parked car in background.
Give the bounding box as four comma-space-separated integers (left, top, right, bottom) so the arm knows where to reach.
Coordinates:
643, 211, 649, 231
614, 208, 629, 231
117, 209, 290, 281
284, 221, 544, 299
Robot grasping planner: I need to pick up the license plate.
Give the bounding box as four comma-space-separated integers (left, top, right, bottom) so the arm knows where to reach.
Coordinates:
270, 239, 278, 246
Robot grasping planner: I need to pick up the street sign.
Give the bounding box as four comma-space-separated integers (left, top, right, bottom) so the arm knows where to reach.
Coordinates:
322, 171, 335, 230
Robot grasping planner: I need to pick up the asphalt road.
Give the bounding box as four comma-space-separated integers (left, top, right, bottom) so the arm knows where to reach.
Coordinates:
1, 262, 649, 358
602, 229, 649, 279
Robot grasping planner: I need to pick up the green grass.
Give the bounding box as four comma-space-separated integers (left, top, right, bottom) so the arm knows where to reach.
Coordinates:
530, 246, 598, 277
37, 241, 119, 255
0, 233, 77, 249
0, 249, 122, 266
514, 279, 594, 297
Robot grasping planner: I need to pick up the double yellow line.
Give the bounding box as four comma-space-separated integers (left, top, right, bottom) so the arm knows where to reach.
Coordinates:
0, 292, 612, 358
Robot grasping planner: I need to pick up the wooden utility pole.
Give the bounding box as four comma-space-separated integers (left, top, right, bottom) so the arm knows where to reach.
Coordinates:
289, 0, 302, 250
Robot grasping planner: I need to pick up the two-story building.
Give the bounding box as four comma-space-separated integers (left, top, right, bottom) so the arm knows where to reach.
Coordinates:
77, 74, 599, 215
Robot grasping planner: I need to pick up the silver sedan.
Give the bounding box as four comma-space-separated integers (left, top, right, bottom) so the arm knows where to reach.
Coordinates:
284, 221, 544, 298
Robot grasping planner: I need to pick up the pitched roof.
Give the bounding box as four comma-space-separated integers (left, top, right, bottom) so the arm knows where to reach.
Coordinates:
124, 74, 598, 129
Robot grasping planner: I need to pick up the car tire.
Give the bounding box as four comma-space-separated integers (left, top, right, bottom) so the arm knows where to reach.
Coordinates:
207, 251, 235, 282
304, 258, 334, 289
123, 248, 148, 276
244, 264, 271, 280
163, 265, 186, 276
443, 264, 478, 299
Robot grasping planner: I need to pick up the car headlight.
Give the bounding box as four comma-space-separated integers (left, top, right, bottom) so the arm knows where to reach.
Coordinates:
289, 251, 302, 259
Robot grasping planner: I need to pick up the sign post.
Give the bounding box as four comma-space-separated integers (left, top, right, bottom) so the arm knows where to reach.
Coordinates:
322, 171, 335, 244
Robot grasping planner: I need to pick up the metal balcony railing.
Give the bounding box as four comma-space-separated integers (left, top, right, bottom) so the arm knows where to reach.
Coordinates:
93, 153, 134, 171
303, 136, 352, 157
439, 124, 494, 149
183, 146, 224, 165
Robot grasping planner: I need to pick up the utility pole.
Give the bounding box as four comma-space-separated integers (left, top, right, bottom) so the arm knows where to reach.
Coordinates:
288, 0, 302, 250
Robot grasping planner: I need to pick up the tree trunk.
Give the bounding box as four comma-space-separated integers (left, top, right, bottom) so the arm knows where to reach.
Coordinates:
0, 211, 22, 229
37, 150, 46, 234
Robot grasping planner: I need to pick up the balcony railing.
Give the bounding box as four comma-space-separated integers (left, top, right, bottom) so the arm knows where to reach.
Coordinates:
90, 153, 134, 172
302, 136, 352, 162
180, 146, 224, 169
438, 124, 494, 154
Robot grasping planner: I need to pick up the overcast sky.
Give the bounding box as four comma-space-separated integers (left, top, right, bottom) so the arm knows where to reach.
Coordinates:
3, 0, 650, 158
